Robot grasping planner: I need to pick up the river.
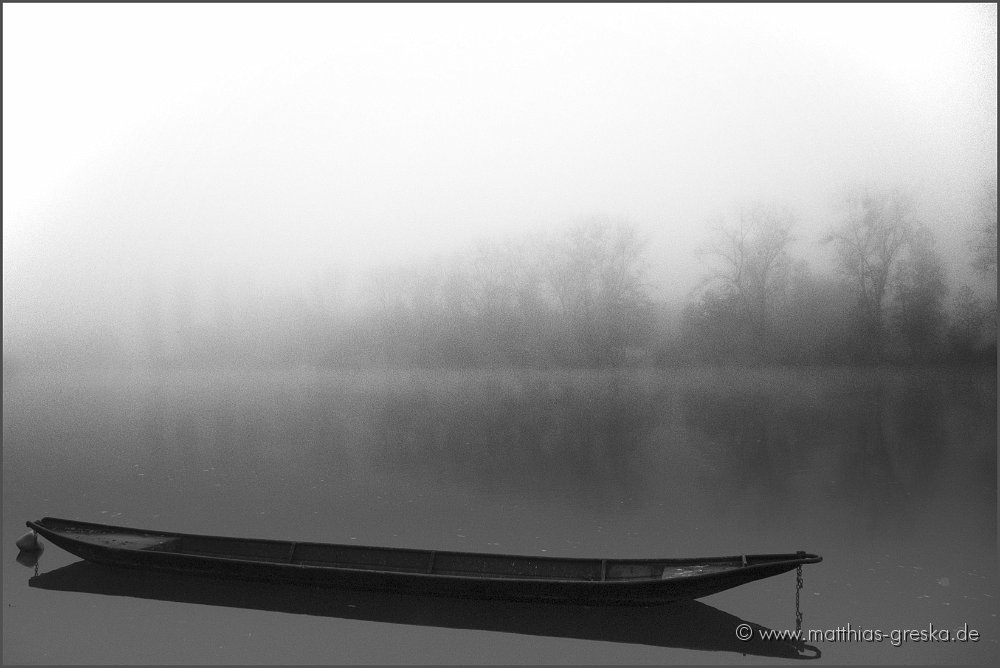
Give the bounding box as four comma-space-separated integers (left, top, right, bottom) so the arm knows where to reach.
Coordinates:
3, 366, 996, 664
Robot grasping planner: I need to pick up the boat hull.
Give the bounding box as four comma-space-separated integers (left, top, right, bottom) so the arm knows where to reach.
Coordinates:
27, 518, 821, 606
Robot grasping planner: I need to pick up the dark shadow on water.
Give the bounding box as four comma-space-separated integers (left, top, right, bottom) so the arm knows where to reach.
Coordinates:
30, 561, 819, 660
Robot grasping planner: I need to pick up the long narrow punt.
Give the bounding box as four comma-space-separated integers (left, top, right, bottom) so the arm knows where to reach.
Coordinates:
26, 517, 821, 605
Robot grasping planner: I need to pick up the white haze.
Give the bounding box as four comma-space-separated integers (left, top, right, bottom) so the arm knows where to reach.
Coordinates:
3, 3, 997, 356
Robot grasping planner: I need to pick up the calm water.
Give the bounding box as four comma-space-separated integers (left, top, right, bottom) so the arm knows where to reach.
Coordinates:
3, 366, 996, 664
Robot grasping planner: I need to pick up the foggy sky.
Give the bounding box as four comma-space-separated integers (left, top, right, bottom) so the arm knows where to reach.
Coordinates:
3, 4, 997, 352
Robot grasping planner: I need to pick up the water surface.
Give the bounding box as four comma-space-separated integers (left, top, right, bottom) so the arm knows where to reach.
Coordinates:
3, 366, 996, 664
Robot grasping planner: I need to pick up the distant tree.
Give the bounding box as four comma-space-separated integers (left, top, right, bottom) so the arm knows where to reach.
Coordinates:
947, 285, 992, 362
777, 261, 856, 364
396, 259, 481, 366
696, 202, 794, 358
891, 226, 947, 361
467, 238, 548, 364
544, 219, 654, 365
679, 289, 749, 363
824, 187, 914, 359
364, 265, 420, 365
972, 179, 998, 277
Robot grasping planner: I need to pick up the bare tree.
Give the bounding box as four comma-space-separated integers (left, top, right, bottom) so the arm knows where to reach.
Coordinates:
467, 238, 547, 364
698, 202, 794, 352
544, 219, 653, 365
891, 225, 947, 360
824, 186, 913, 355
948, 284, 992, 361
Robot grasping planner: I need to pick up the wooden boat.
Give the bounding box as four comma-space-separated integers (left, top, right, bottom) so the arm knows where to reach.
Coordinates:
26, 517, 821, 605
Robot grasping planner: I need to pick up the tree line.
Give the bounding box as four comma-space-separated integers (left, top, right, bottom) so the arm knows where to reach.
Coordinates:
10, 184, 996, 370
313, 183, 994, 368
674, 186, 996, 365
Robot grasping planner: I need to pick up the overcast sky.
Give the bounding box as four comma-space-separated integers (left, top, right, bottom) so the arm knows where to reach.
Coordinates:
3, 4, 997, 345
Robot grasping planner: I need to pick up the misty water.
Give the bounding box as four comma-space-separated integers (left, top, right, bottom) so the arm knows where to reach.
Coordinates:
3, 365, 996, 664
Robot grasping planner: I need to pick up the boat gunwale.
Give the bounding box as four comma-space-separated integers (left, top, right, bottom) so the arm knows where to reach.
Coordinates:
27, 517, 822, 585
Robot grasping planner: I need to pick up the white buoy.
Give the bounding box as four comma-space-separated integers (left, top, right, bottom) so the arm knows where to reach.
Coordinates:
16, 530, 43, 552
16, 549, 41, 568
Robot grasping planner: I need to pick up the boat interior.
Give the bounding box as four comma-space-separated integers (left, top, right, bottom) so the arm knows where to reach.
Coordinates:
38, 520, 773, 582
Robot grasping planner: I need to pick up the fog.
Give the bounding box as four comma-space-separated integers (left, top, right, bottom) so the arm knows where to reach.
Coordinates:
3, 4, 996, 368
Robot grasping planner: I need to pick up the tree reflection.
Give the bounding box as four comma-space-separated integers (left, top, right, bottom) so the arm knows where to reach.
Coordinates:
362, 371, 656, 509
6, 367, 990, 545
677, 370, 956, 533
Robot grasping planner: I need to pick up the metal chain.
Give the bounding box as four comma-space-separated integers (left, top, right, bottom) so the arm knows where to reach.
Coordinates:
795, 564, 803, 633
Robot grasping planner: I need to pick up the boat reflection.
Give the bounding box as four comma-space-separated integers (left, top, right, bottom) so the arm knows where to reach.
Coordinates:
30, 561, 819, 660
